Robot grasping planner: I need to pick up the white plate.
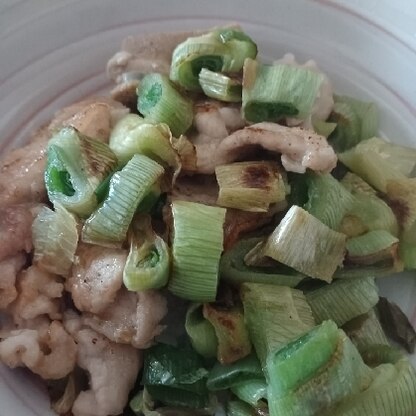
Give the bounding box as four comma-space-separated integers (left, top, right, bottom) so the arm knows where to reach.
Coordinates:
0, 0, 415, 414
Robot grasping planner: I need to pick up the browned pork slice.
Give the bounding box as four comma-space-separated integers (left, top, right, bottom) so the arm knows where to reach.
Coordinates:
107, 29, 207, 83
71, 328, 141, 416
12, 265, 64, 322
208, 122, 337, 174
66, 244, 127, 315
0, 204, 44, 262
0, 253, 26, 309
0, 320, 77, 380
83, 288, 167, 349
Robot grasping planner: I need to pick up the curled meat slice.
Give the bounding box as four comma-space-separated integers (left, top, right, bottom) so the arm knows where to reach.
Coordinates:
0, 253, 26, 309
13, 265, 64, 322
0, 321, 77, 380
71, 328, 141, 416
0, 204, 44, 262
83, 288, 167, 349
210, 122, 337, 174
66, 244, 127, 314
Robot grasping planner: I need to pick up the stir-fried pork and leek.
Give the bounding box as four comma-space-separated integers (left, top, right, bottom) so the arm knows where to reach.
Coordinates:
0, 26, 415, 416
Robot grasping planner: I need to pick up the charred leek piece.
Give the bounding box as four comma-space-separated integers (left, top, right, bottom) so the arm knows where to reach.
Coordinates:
242, 58, 324, 122
340, 172, 399, 238
206, 354, 263, 391
45, 127, 118, 216
109, 114, 179, 174
137, 73, 193, 137
123, 217, 170, 291
304, 173, 354, 230
241, 283, 315, 367
203, 303, 252, 364
305, 277, 379, 327
346, 230, 400, 266
339, 139, 405, 193
82, 154, 164, 246
267, 321, 372, 416
168, 201, 226, 302
32, 203, 78, 276
220, 238, 304, 287
324, 347, 416, 416
170, 28, 257, 91
199, 68, 242, 102
343, 309, 389, 354
246, 206, 346, 282
185, 303, 218, 359
216, 161, 287, 212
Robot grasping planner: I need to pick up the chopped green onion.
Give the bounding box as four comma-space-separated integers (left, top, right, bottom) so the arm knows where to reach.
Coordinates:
32, 203, 78, 276
206, 354, 263, 391
142, 343, 209, 409
267, 321, 372, 416
305, 277, 379, 327
170, 134, 197, 172
343, 309, 389, 354
231, 380, 267, 406
168, 201, 226, 302
241, 283, 315, 367
199, 68, 242, 102
219, 237, 304, 287
227, 400, 255, 416
82, 154, 164, 247
203, 303, 252, 364
185, 303, 218, 359
216, 161, 287, 212
242, 58, 324, 122
45, 127, 118, 217
312, 117, 337, 138
137, 73, 193, 137
246, 206, 346, 283
123, 215, 170, 291
304, 172, 354, 230
346, 230, 400, 266
170, 28, 257, 91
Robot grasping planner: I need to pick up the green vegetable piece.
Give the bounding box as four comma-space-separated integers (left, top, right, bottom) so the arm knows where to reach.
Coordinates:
199, 68, 242, 102
231, 379, 268, 406
227, 400, 256, 416
137, 73, 193, 137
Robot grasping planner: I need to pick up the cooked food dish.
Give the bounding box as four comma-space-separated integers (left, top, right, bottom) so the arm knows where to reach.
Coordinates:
0, 26, 415, 416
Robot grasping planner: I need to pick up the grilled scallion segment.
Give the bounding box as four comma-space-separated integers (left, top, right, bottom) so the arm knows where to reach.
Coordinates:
82, 154, 164, 247
45, 127, 118, 216
328, 95, 378, 152
304, 173, 354, 229
32, 203, 78, 276
242, 58, 324, 122
203, 303, 252, 364
137, 73, 193, 137
267, 321, 372, 416
340, 173, 399, 237
305, 277, 379, 327
168, 201, 226, 302
220, 238, 304, 287
241, 283, 315, 367
231, 380, 268, 407
199, 68, 242, 102
185, 303, 218, 358
216, 161, 287, 212
123, 216, 170, 291
246, 206, 346, 282
170, 28, 257, 91
343, 309, 389, 354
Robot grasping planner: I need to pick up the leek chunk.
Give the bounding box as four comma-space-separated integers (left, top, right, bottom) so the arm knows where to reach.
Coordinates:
168, 201, 226, 302
241, 283, 315, 367
199, 68, 242, 102
305, 277, 379, 327
170, 28, 257, 91
231, 380, 267, 406
45, 127, 118, 216
82, 154, 164, 247
137, 73, 193, 137
32, 203, 78, 276
246, 206, 346, 282
242, 58, 324, 122
216, 161, 287, 212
